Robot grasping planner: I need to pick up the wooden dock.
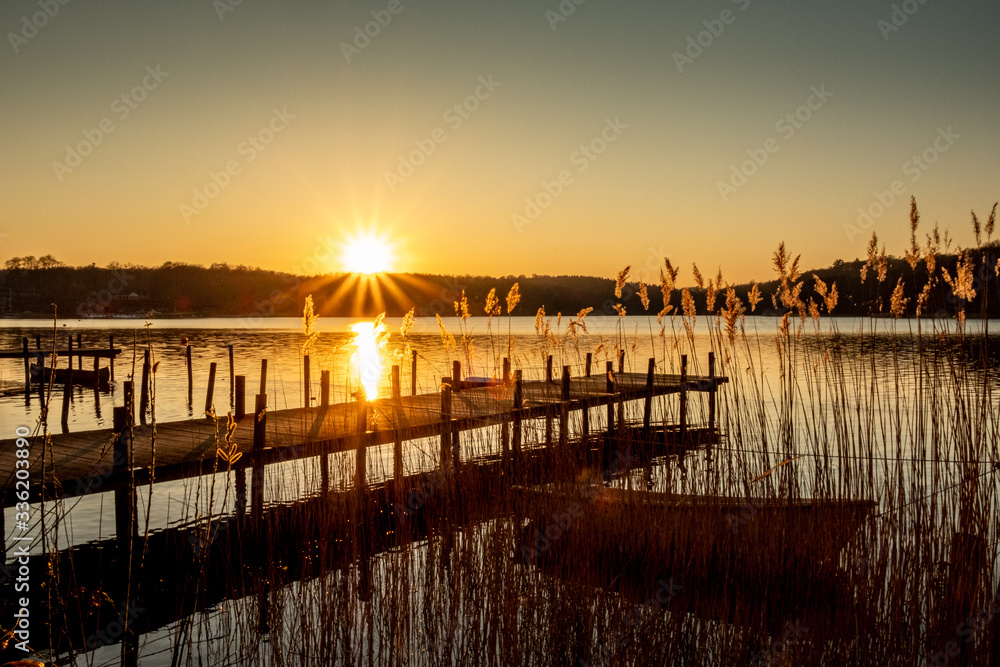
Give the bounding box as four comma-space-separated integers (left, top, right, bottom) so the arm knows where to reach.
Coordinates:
0, 354, 726, 508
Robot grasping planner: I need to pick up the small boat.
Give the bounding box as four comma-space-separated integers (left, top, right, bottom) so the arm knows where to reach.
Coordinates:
513, 483, 875, 582
30, 362, 111, 387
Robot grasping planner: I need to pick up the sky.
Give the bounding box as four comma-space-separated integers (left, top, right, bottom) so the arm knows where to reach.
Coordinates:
1, 0, 998, 284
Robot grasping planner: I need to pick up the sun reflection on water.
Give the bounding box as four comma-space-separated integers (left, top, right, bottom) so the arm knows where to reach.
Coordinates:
350, 319, 387, 400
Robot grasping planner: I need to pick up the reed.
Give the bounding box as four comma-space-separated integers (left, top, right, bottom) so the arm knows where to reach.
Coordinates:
14, 201, 1000, 666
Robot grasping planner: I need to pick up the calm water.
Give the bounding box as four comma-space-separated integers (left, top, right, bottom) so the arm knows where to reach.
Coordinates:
3, 315, 999, 664
2, 315, 997, 546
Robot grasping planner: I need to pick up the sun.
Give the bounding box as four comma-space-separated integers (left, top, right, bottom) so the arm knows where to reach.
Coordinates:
341, 230, 395, 274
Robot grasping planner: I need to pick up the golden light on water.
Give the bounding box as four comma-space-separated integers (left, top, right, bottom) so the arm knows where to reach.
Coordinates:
350, 320, 387, 400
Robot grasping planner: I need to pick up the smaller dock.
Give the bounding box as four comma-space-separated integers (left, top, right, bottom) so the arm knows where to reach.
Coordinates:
0, 334, 123, 392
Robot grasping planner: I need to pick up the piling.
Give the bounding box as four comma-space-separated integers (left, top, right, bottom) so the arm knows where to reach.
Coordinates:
112, 393, 139, 667
546, 355, 553, 383
22, 337, 30, 392
512, 370, 523, 470
303, 354, 311, 407
320, 370, 330, 406
559, 365, 570, 449
501, 358, 511, 470
452, 360, 461, 391
679, 355, 688, 445
66, 335, 74, 387
139, 349, 150, 423
109, 335, 115, 382
205, 362, 217, 415
186, 344, 193, 393
251, 393, 267, 520
440, 379, 453, 470
585, 352, 592, 377
60, 370, 72, 431
76, 333, 82, 370
391, 365, 403, 488
708, 352, 717, 436
259, 359, 268, 395
235, 375, 246, 420
643, 357, 655, 433
604, 361, 615, 473
411, 350, 418, 396
356, 399, 369, 490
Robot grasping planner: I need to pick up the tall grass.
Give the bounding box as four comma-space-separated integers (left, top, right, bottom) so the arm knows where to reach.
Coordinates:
17, 203, 1000, 666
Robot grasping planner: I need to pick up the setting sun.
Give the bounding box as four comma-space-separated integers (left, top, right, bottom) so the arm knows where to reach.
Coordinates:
341, 230, 395, 275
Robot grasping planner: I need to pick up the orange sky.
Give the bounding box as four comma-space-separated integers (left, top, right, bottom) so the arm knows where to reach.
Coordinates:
1, 0, 997, 284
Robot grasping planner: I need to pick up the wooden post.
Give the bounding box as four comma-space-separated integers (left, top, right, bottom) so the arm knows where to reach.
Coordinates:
251, 393, 267, 520
235, 376, 246, 420
76, 332, 82, 370
186, 344, 193, 387
411, 349, 418, 396
585, 352, 592, 377
228, 344, 235, 406
440, 380, 453, 470
679, 355, 688, 446
109, 335, 115, 382
546, 355, 553, 383
559, 366, 570, 449
512, 370, 523, 466
66, 335, 74, 388
112, 402, 139, 667
617, 350, 624, 427
205, 362, 217, 415
22, 337, 30, 392
391, 365, 402, 488
259, 359, 268, 395
35, 334, 41, 349
303, 354, 311, 407
501, 357, 511, 471
708, 352, 717, 437
605, 361, 615, 474
139, 349, 150, 423
60, 370, 72, 430
112, 406, 135, 539
643, 357, 655, 433
320, 371, 330, 406
356, 400, 368, 490
452, 360, 461, 391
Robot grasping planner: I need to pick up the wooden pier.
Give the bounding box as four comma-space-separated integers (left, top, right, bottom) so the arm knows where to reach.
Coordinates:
0, 354, 726, 509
